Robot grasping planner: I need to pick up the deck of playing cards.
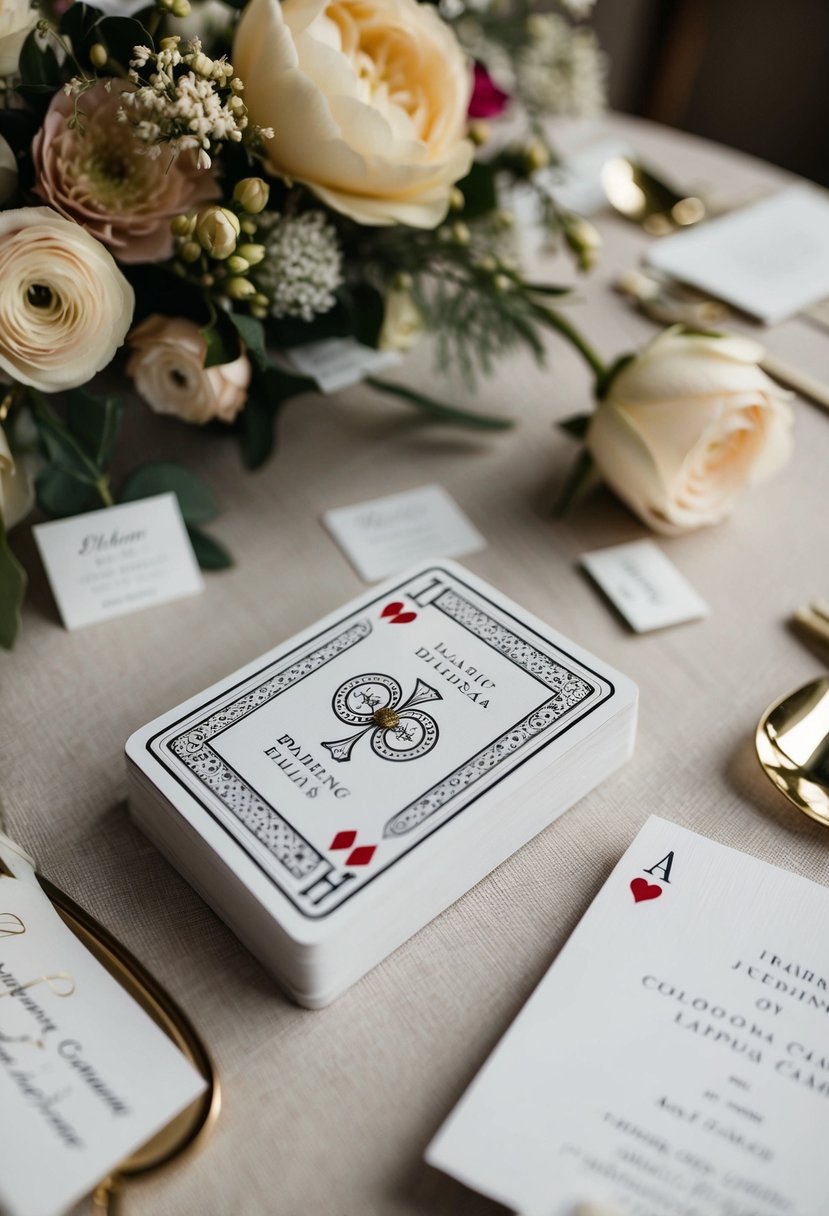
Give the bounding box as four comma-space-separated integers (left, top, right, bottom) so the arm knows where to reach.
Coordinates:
126, 562, 637, 1007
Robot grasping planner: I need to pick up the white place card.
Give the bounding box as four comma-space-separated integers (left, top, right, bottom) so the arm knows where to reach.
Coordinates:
429, 815, 829, 1216
322, 484, 486, 582
646, 185, 829, 324
33, 493, 203, 631
0, 871, 206, 1216
581, 540, 708, 631
286, 337, 401, 394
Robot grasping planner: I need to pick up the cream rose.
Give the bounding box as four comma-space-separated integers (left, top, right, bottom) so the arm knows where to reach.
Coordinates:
126, 315, 251, 424
586, 329, 794, 535
0, 207, 134, 392
0, 423, 32, 528
0, 0, 36, 79
234, 0, 474, 227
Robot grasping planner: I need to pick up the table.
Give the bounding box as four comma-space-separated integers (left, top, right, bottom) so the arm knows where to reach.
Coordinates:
3, 114, 828, 1216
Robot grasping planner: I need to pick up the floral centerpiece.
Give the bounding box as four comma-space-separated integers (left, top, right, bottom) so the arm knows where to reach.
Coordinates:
0, 0, 793, 649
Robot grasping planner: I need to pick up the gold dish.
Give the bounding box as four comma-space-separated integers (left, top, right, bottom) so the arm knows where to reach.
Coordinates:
755, 675, 829, 826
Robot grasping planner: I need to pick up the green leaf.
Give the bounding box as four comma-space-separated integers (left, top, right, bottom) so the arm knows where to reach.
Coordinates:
456, 161, 498, 220
557, 413, 591, 440
119, 463, 219, 525
187, 526, 233, 570
18, 29, 61, 90
365, 378, 513, 430
525, 282, 571, 298
552, 450, 601, 516
33, 398, 103, 485
228, 312, 269, 371
0, 513, 26, 650
35, 465, 100, 518
67, 389, 123, 468
59, 3, 105, 52
201, 310, 241, 369
239, 365, 313, 470
348, 284, 386, 349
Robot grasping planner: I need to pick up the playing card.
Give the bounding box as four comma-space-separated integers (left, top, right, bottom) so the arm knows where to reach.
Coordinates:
127, 563, 630, 930
428, 816, 829, 1216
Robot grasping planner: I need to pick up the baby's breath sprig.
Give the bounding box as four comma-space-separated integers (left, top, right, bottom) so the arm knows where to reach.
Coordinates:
119, 37, 274, 169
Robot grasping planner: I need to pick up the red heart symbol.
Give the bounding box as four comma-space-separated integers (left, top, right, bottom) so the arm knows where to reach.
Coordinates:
381, 602, 417, 624
630, 878, 662, 903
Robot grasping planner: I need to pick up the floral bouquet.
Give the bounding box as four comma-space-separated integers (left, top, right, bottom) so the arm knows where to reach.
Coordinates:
0, 0, 793, 651
0, 0, 610, 646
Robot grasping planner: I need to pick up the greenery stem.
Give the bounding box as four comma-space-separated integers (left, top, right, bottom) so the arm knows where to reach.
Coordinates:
96, 477, 114, 508
538, 306, 608, 391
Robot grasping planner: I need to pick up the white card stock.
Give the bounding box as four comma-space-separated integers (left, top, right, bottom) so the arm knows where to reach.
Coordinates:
286, 338, 401, 394
322, 485, 486, 582
33, 493, 203, 630
581, 540, 708, 632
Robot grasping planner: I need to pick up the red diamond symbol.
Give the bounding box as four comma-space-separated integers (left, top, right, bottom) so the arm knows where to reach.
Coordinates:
346, 845, 376, 866
330, 830, 357, 851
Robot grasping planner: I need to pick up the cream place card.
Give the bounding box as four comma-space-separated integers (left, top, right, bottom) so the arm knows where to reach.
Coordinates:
0, 871, 206, 1216
286, 337, 401, 393
428, 816, 829, 1216
581, 540, 708, 631
646, 185, 829, 324
33, 492, 203, 630
322, 484, 486, 581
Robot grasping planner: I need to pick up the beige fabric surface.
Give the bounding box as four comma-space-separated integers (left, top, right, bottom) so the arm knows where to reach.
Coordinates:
2, 114, 828, 1216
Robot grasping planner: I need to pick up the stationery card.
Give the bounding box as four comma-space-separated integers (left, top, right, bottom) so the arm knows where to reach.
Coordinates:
129, 562, 630, 925
428, 816, 829, 1216
0, 873, 206, 1216
286, 337, 401, 393
581, 540, 708, 632
33, 493, 203, 630
322, 485, 486, 582
646, 185, 829, 324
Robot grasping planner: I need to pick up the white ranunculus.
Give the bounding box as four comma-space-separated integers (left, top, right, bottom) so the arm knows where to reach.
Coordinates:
234, 0, 474, 228
586, 329, 794, 535
0, 132, 17, 205
0, 207, 134, 392
126, 315, 251, 425
0, 423, 33, 529
0, 0, 36, 78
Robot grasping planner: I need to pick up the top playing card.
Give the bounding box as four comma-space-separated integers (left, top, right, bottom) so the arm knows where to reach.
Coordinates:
129, 563, 627, 921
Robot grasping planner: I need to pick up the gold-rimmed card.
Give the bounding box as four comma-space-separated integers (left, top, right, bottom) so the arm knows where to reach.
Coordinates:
0, 861, 212, 1216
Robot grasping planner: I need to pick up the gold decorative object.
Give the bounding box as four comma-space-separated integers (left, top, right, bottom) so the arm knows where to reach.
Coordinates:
373, 706, 401, 730
755, 676, 829, 826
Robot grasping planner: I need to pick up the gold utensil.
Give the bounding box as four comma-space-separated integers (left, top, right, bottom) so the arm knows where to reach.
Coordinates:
793, 600, 829, 651
601, 156, 706, 235
756, 676, 829, 826
0, 844, 220, 1214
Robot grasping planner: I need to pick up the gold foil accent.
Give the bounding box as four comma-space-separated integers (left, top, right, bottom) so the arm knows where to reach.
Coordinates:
373, 706, 400, 730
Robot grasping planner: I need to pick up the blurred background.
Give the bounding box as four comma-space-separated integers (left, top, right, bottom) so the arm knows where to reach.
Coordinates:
594, 0, 829, 187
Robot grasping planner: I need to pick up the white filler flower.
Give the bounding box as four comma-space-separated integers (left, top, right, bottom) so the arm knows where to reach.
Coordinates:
254, 211, 343, 322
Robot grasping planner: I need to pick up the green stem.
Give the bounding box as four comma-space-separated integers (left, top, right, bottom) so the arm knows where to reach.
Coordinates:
537, 305, 608, 391
96, 477, 114, 508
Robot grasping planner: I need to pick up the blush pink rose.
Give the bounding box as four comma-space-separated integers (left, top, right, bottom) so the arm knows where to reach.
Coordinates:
33, 79, 218, 264
126, 315, 251, 425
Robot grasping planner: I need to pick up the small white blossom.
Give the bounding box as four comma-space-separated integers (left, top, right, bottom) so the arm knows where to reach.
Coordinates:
520, 14, 606, 117
254, 211, 343, 322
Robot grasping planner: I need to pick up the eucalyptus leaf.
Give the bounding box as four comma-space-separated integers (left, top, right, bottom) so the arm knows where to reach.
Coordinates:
201, 310, 241, 369
0, 515, 26, 650
36, 465, 100, 518
187, 526, 233, 571
33, 399, 103, 486
228, 312, 269, 371
119, 462, 219, 525
67, 390, 123, 468
18, 30, 61, 90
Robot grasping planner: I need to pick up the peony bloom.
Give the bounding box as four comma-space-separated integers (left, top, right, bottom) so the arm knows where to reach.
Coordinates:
33, 79, 218, 264
468, 63, 510, 119
586, 329, 794, 535
0, 207, 134, 392
127, 315, 251, 425
234, 0, 474, 228
0, 423, 32, 529
0, 0, 36, 78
